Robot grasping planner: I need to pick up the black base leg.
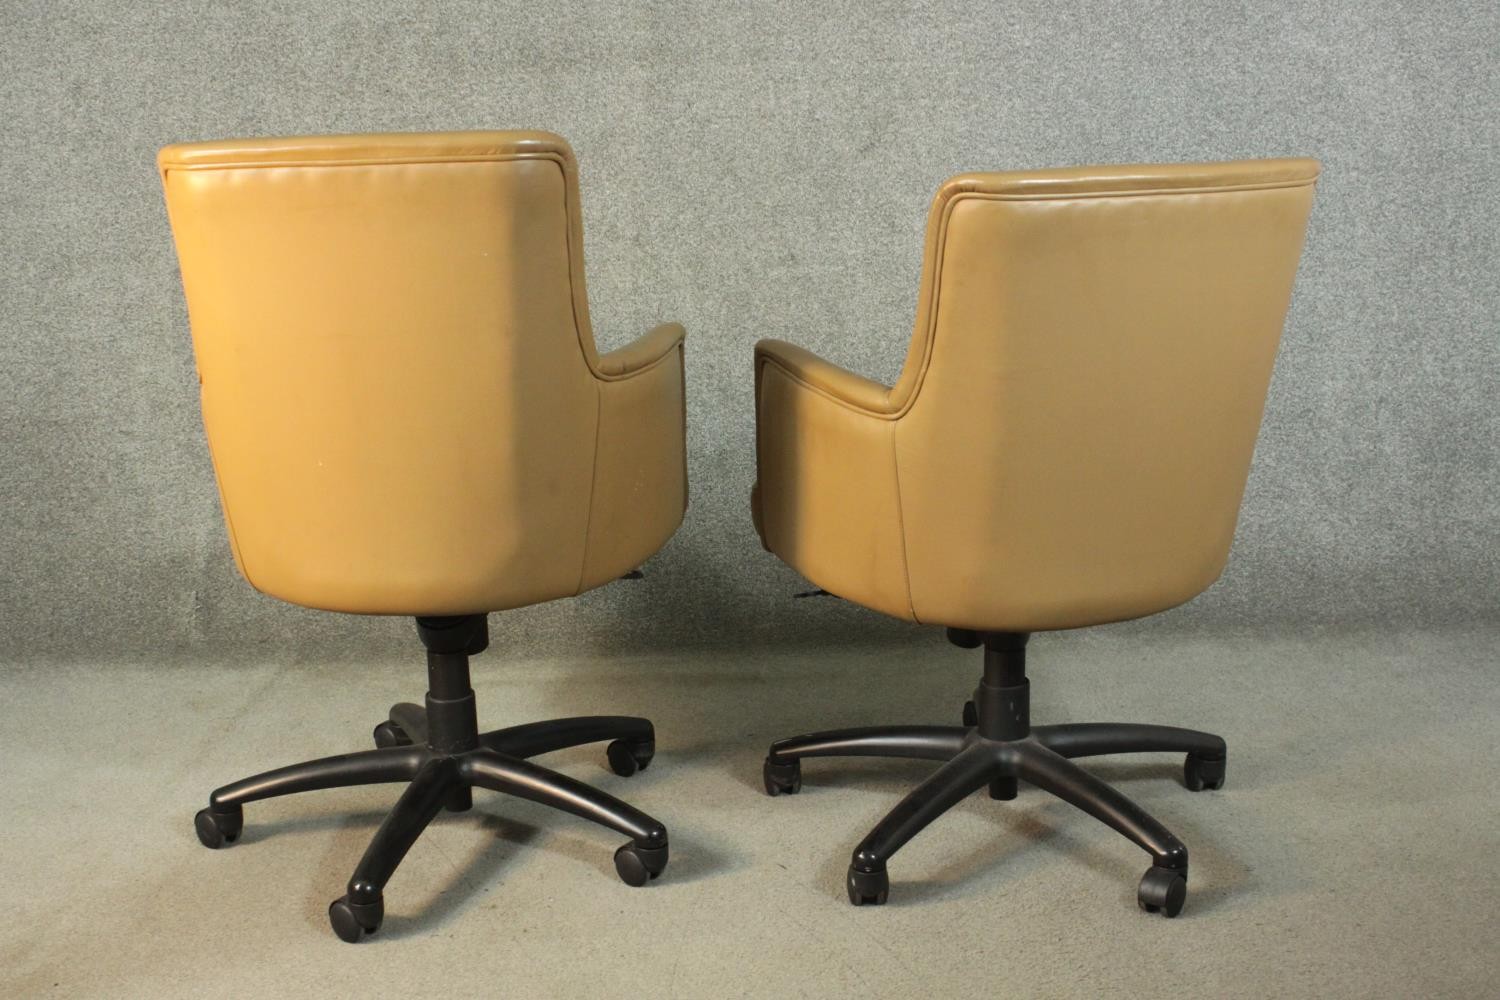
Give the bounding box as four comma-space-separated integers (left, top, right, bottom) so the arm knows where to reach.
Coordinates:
329, 757, 457, 942
763, 726, 967, 796
195, 746, 427, 849
846, 745, 998, 905
1033, 722, 1224, 759
1011, 741, 1190, 917
766, 631, 1227, 917
481, 716, 656, 776
1033, 722, 1227, 791
461, 748, 669, 886
197, 615, 673, 943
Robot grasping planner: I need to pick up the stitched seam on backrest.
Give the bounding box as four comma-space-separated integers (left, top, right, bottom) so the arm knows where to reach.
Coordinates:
949, 176, 1320, 201
890, 420, 918, 623
158, 151, 568, 172
577, 379, 605, 595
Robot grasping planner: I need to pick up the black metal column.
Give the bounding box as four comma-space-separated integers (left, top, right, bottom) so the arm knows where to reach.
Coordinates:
975, 632, 1030, 741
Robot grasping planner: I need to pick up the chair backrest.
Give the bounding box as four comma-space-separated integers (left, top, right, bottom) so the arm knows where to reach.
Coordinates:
159, 131, 612, 615
889, 159, 1318, 629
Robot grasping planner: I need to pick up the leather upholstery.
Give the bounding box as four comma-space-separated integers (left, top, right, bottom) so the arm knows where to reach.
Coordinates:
754, 159, 1318, 631
160, 131, 687, 615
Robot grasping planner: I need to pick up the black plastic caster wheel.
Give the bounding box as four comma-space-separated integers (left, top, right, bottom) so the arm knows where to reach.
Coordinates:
847, 866, 890, 906
328, 894, 383, 942
946, 627, 983, 649
1137, 865, 1187, 917
1184, 753, 1226, 791
614, 841, 668, 886
194, 806, 243, 849
372, 720, 412, 749
763, 757, 802, 796
962, 700, 978, 727
607, 739, 655, 777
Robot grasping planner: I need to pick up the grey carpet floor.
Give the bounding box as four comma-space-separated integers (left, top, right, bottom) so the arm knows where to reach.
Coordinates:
2, 627, 1496, 998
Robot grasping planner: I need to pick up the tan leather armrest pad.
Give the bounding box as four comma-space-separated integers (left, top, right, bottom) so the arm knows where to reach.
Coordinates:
597, 323, 686, 377
754, 339, 893, 414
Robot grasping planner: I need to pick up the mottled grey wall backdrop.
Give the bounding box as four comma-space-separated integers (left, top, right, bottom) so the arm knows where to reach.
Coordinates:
2, 1, 1496, 660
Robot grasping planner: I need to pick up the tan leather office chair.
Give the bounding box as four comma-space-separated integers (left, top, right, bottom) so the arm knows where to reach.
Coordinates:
754, 159, 1318, 916
160, 131, 687, 941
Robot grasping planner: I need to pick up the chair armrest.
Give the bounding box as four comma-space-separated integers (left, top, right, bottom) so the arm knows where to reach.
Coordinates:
578, 332, 687, 591
754, 339, 893, 414
753, 351, 913, 620
597, 323, 687, 378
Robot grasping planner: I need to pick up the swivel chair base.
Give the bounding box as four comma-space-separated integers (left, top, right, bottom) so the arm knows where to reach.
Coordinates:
763, 630, 1224, 917
193, 615, 668, 942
